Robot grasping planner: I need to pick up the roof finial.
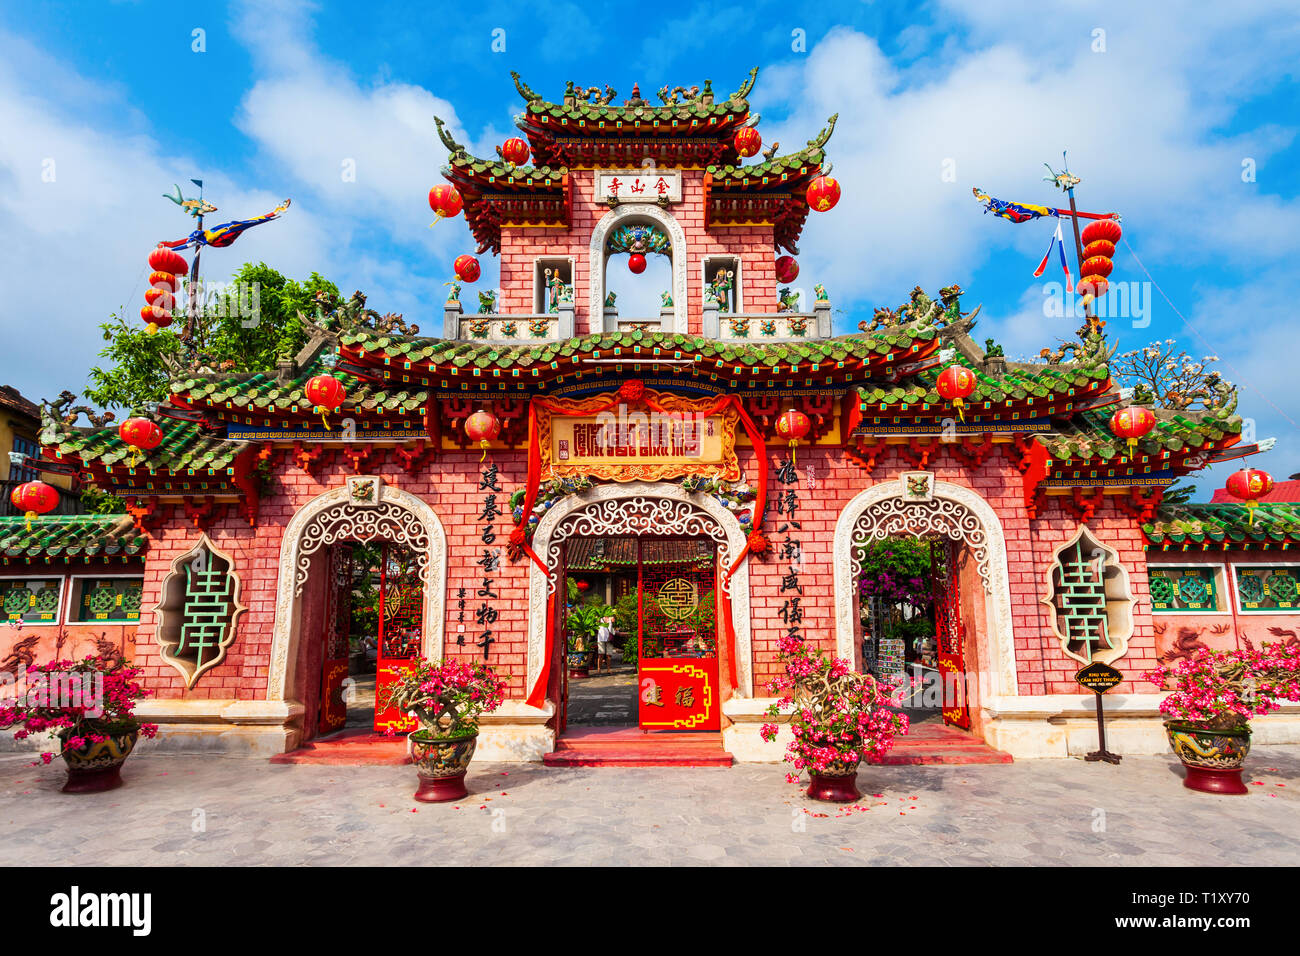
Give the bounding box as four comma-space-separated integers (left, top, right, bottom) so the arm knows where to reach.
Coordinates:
510, 70, 541, 103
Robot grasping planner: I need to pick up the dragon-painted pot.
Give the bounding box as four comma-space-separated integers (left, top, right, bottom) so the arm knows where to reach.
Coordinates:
1165, 722, 1251, 795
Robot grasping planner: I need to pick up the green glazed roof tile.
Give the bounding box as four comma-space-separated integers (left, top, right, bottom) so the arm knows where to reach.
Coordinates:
0, 514, 147, 562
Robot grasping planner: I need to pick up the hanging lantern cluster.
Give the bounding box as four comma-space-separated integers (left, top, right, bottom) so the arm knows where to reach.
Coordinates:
142, 245, 187, 333
464, 409, 501, 462
936, 365, 978, 421
454, 254, 481, 283
119, 416, 162, 469
499, 137, 530, 168
10, 480, 58, 531
774, 255, 799, 284
806, 173, 841, 212
734, 127, 762, 158
1078, 218, 1122, 306
776, 409, 811, 465
1108, 405, 1155, 459
428, 184, 464, 227
1225, 468, 1273, 526
305, 375, 347, 430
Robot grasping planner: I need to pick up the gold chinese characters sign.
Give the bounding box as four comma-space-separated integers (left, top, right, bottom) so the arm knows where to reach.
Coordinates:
538, 390, 740, 483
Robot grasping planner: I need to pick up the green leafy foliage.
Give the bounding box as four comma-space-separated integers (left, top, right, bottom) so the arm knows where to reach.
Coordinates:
85, 262, 340, 411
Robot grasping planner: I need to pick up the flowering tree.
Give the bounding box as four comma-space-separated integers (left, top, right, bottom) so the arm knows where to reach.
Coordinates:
1146, 640, 1300, 731
0, 656, 158, 764
377, 658, 507, 738
1112, 339, 1232, 411
760, 635, 909, 782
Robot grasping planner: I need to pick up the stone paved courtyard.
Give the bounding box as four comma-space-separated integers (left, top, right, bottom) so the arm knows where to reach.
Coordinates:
2, 745, 1297, 866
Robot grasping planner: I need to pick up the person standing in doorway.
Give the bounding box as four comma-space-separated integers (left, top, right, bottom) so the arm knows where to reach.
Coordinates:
596, 615, 615, 672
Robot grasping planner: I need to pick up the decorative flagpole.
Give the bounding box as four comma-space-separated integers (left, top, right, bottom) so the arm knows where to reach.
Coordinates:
1044, 155, 1099, 334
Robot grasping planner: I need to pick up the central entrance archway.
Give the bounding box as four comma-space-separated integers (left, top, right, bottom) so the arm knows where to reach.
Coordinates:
527, 482, 753, 715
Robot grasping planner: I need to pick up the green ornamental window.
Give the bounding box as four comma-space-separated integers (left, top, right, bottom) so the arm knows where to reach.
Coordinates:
2, 578, 63, 624
1148, 567, 1221, 612
73, 578, 144, 623
1235, 566, 1300, 612
155, 536, 248, 687
1040, 527, 1136, 665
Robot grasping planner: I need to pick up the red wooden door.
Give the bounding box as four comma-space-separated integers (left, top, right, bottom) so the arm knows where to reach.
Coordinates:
374, 543, 422, 734
930, 539, 971, 729
318, 544, 353, 735
637, 537, 721, 731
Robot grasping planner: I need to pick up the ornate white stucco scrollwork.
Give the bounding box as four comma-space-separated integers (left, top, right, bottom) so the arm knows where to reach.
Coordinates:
589, 204, 688, 332
528, 482, 752, 698
833, 480, 1018, 698
268, 483, 447, 702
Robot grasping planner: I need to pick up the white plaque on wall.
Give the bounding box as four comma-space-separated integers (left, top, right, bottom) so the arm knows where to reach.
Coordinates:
596, 169, 681, 203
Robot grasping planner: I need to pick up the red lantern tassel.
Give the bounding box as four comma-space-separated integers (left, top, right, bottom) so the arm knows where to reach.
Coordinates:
24, 510, 35, 532
479, 439, 489, 464
318, 407, 331, 430
954, 398, 966, 423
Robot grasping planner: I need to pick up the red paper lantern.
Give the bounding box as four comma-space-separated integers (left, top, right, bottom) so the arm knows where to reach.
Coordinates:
11, 480, 58, 529
148, 271, 178, 292
1109, 405, 1155, 458
428, 184, 463, 221
734, 127, 762, 158
119, 416, 162, 468
144, 288, 174, 310
1081, 256, 1114, 278
775, 256, 799, 284
465, 409, 501, 462
1083, 240, 1116, 259
776, 409, 811, 464
1077, 276, 1110, 302
575, 580, 590, 592
454, 254, 481, 283
1226, 468, 1273, 525
627, 253, 647, 274
806, 175, 841, 212
139, 304, 174, 333
147, 245, 188, 276
936, 365, 978, 421
305, 375, 347, 429
1081, 218, 1122, 246
500, 137, 530, 166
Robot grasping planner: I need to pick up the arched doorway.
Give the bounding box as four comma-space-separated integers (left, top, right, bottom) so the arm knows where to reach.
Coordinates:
589, 204, 688, 333
267, 480, 447, 738
527, 482, 752, 730
832, 475, 1017, 732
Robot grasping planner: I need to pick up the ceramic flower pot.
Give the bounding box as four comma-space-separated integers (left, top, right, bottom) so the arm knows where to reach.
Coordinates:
806, 757, 862, 803
60, 728, 139, 794
567, 650, 594, 678
1165, 722, 1251, 795
409, 730, 478, 802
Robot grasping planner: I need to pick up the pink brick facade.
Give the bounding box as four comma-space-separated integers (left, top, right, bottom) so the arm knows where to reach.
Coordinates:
107, 441, 1171, 725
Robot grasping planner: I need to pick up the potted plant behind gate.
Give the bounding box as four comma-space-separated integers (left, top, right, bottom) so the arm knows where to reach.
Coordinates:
0, 655, 158, 793
378, 657, 507, 802
760, 636, 909, 802
565, 603, 608, 677
1146, 639, 1300, 794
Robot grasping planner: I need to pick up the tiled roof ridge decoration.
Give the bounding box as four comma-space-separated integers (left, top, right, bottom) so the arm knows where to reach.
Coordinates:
509, 67, 759, 118
0, 512, 147, 562
706, 113, 838, 184
0, 383, 40, 420
1144, 502, 1300, 549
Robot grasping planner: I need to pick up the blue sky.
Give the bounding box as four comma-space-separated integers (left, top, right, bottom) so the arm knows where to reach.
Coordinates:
1, 0, 1297, 494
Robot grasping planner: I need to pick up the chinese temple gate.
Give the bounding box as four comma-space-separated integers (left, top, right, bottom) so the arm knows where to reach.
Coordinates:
3, 68, 1298, 763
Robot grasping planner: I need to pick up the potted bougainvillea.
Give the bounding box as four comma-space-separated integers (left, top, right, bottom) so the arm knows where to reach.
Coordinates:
378, 657, 507, 802
0, 656, 158, 793
760, 635, 909, 802
1146, 639, 1300, 794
